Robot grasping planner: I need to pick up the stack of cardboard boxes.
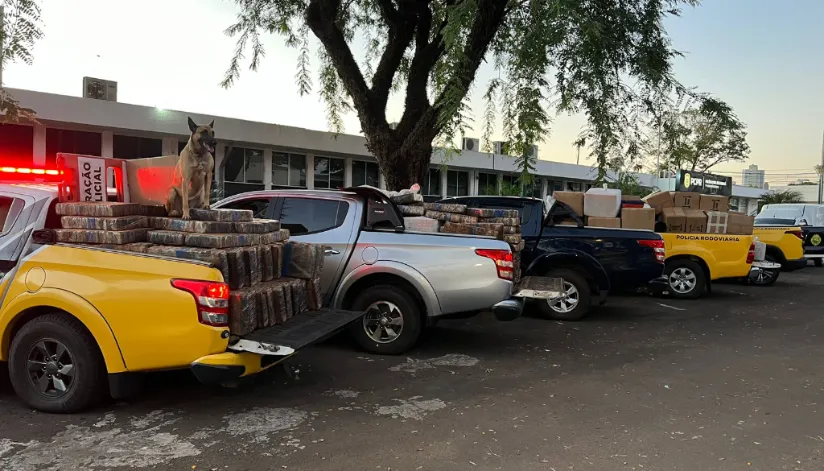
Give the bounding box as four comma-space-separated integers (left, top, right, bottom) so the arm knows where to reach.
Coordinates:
553, 190, 657, 231
642, 191, 754, 235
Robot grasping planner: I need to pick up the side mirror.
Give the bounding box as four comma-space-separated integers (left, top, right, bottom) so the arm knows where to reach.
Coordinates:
798, 219, 809, 226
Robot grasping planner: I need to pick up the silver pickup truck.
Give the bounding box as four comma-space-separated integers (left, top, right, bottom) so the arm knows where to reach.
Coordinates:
214, 186, 522, 354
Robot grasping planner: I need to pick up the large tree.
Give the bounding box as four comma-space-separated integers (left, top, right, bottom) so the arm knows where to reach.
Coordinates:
645, 94, 749, 175
223, 0, 734, 190
0, 0, 43, 123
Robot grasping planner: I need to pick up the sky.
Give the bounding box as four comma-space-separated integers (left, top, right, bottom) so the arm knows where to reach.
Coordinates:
4, 0, 824, 186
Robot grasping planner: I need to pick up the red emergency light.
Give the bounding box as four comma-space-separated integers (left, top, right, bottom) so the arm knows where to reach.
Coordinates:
0, 166, 64, 181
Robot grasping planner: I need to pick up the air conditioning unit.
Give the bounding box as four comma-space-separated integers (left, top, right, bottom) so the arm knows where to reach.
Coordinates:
526, 145, 539, 159
462, 137, 480, 152
493, 141, 508, 155
389, 122, 399, 130
83, 77, 118, 102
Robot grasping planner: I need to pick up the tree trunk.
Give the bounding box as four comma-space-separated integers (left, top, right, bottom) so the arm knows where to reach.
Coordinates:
369, 135, 433, 191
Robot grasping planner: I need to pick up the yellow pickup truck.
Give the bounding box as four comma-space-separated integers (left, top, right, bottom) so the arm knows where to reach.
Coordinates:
0, 183, 364, 413
660, 233, 756, 299
751, 223, 806, 286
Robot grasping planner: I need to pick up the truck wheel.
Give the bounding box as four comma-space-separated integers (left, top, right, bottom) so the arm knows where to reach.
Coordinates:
536, 269, 591, 321
348, 285, 422, 355
665, 260, 706, 299
8, 313, 106, 413
750, 255, 780, 286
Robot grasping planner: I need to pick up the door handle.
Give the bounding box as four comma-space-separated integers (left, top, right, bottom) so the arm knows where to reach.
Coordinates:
324, 247, 340, 255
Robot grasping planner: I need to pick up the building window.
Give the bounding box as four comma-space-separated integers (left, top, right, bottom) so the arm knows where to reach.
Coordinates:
548, 179, 563, 194
478, 172, 498, 195
566, 181, 582, 191
113, 135, 162, 159
0, 124, 34, 166
272, 152, 307, 188
352, 160, 380, 187
314, 156, 345, 190
446, 170, 469, 197
178, 141, 187, 154
46, 128, 101, 165
224, 147, 264, 184
525, 178, 543, 199
421, 168, 441, 196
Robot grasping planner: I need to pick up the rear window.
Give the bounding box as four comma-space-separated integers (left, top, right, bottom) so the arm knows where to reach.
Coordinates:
754, 218, 796, 226
0, 196, 25, 236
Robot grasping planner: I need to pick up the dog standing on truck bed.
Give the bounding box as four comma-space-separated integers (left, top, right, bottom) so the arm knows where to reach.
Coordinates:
166, 117, 217, 219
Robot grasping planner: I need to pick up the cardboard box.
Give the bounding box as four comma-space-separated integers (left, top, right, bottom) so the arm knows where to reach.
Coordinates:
620, 208, 655, 231
672, 192, 700, 209
684, 209, 708, 233
699, 195, 730, 212
553, 191, 584, 217
642, 191, 673, 214
586, 216, 621, 228
727, 212, 754, 235
661, 207, 687, 233
706, 211, 729, 234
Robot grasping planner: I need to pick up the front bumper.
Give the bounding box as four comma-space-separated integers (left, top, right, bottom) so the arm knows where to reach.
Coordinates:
491, 298, 524, 322
647, 275, 669, 295
783, 258, 808, 271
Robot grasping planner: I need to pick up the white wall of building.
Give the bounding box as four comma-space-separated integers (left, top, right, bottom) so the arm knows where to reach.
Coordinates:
5, 87, 768, 206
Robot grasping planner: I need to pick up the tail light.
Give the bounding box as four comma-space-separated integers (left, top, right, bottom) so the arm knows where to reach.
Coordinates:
475, 249, 514, 281
788, 230, 803, 240
746, 243, 755, 264
638, 239, 666, 263
171, 279, 230, 327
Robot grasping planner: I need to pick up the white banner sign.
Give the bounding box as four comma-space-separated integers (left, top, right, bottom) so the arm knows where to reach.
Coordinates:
77, 156, 106, 202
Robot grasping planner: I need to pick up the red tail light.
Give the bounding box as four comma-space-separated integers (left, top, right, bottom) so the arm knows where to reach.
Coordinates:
788, 230, 803, 240
746, 243, 755, 264
475, 249, 514, 281
171, 279, 230, 327
638, 239, 666, 263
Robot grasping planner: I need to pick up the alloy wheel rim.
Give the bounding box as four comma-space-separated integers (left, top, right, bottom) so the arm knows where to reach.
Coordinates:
363, 301, 404, 344
549, 282, 579, 313
26, 338, 75, 398
669, 267, 697, 294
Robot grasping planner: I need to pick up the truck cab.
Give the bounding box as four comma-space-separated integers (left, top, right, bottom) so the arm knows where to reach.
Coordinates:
756, 204, 824, 268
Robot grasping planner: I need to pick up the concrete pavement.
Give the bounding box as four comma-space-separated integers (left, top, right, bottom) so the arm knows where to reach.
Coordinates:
1, 269, 823, 470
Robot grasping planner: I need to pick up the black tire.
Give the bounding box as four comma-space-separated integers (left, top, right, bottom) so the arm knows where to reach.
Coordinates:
536, 268, 592, 321
750, 255, 780, 286
665, 259, 706, 299
8, 313, 106, 413
348, 285, 423, 355
815, 258, 823, 268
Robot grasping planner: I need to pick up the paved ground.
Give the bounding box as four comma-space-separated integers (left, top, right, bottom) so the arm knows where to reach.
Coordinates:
2, 267, 824, 471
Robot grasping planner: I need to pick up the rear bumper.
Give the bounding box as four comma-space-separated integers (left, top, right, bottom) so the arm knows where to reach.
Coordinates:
491, 298, 524, 322
647, 276, 669, 295
191, 351, 291, 384
783, 258, 808, 271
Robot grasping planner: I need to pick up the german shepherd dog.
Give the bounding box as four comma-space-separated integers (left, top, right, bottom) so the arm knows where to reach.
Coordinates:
166, 117, 216, 219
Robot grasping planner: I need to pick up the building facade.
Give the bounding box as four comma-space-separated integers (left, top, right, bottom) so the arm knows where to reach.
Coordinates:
2, 88, 766, 209
742, 164, 766, 189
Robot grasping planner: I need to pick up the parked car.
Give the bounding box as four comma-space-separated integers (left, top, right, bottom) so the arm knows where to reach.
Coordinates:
436, 196, 667, 321
0, 182, 371, 412
756, 204, 824, 268
214, 187, 522, 354
658, 232, 757, 296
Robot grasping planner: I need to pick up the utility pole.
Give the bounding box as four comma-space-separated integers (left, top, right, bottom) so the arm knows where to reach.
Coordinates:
818, 129, 824, 204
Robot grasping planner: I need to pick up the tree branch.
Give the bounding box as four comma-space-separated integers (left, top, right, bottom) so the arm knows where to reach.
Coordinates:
370, 1, 417, 112
306, 0, 378, 132
432, 0, 509, 132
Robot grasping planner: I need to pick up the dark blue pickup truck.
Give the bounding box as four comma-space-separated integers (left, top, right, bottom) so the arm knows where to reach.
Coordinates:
437, 196, 667, 320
